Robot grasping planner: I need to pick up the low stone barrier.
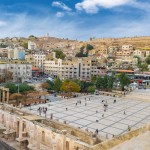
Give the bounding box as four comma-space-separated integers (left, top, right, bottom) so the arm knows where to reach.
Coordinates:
92, 124, 150, 150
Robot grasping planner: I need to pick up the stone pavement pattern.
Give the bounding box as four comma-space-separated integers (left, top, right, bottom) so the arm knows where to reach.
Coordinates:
22, 93, 150, 139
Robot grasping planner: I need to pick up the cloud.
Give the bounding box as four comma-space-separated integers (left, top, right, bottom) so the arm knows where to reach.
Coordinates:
0, 12, 79, 39
0, 2, 150, 41
52, 1, 72, 11
75, 0, 133, 13
56, 12, 64, 17
0, 20, 7, 27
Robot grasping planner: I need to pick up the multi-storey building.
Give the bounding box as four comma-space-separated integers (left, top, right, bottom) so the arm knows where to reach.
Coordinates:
108, 46, 119, 57
28, 41, 37, 50
121, 45, 133, 51
0, 61, 32, 82
25, 54, 46, 69
44, 53, 106, 80
115, 45, 134, 58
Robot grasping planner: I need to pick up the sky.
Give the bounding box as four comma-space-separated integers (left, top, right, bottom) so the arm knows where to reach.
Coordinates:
0, 0, 150, 40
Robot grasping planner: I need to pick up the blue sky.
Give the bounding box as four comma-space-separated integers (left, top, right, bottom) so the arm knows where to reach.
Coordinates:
0, 0, 150, 40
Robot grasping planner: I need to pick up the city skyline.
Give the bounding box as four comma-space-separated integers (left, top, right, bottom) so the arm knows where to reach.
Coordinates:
0, 0, 150, 40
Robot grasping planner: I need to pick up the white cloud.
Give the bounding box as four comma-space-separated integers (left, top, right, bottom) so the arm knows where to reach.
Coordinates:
0, 8, 150, 41
75, 0, 133, 13
56, 12, 64, 17
0, 20, 7, 27
52, 1, 72, 11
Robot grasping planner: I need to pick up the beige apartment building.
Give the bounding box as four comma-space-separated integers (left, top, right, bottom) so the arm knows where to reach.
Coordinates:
0, 61, 32, 82
44, 53, 106, 80
115, 45, 134, 58
25, 54, 46, 69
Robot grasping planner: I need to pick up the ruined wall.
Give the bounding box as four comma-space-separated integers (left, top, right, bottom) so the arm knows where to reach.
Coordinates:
41, 119, 98, 145
92, 124, 150, 150
0, 104, 92, 150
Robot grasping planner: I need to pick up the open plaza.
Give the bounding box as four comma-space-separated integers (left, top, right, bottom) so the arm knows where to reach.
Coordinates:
22, 89, 150, 139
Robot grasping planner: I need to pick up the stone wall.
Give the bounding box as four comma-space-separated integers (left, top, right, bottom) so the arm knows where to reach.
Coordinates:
39, 119, 99, 145
92, 123, 150, 150
0, 104, 96, 150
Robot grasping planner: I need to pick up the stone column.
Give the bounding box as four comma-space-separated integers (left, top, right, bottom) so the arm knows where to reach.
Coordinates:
36, 126, 40, 149
18, 118, 23, 139
2, 90, 5, 102
0, 90, 2, 102
62, 130, 67, 150
6, 90, 9, 104
6, 120, 10, 133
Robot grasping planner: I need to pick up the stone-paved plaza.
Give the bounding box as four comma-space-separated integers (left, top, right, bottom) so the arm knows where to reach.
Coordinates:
22, 94, 150, 139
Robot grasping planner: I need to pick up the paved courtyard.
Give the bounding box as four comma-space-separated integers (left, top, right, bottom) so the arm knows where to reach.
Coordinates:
22, 94, 150, 139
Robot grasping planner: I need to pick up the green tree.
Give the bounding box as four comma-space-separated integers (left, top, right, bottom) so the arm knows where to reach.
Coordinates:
54, 50, 66, 59
54, 77, 62, 93
22, 42, 28, 49
5, 83, 34, 94
108, 76, 114, 91
46, 80, 54, 90
18, 83, 34, 93
139, 63, 148, 73
103, 75, 108, 90
61, 81, 81, 93
5, 83, 17, 94
96, 76, 103, 90
28, 35, 37, 40
87, 86, 95, 94
134, 56, 141, 66
119, 73, 130, 91
86, 44, 94, 51
75, 46, 87, 57
145, 55, 150, 65
91, 75, 97, 83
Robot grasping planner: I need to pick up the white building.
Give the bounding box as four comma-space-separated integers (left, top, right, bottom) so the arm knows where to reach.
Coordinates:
44, 54, 106, 80
33, 54, 46, 68
0, 63, 32, 82
122, 45, 133, 51
28, 41, 37, 50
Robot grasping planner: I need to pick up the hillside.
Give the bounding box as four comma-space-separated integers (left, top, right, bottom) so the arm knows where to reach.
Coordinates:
1, 36, 150, 54
87, 36, 150, 50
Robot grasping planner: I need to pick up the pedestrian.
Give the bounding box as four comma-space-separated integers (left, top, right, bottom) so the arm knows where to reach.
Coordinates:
124, 91, 125, 96
124, 111, 126, 115
102, 114, 104, 117
39, 109, 41, 116
45, 107, 47, 111
96, 110, 98, 113
128, 125, 131, 131
85, 97, 86, 101
50, 113, 53, 119
76, 103, 77, 106
80, 100, 81, 104
95, 129, 98, 135
66, 107, 68, 111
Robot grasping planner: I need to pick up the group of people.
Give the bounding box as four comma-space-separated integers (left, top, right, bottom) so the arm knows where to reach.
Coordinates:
37, 107, 48, 116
